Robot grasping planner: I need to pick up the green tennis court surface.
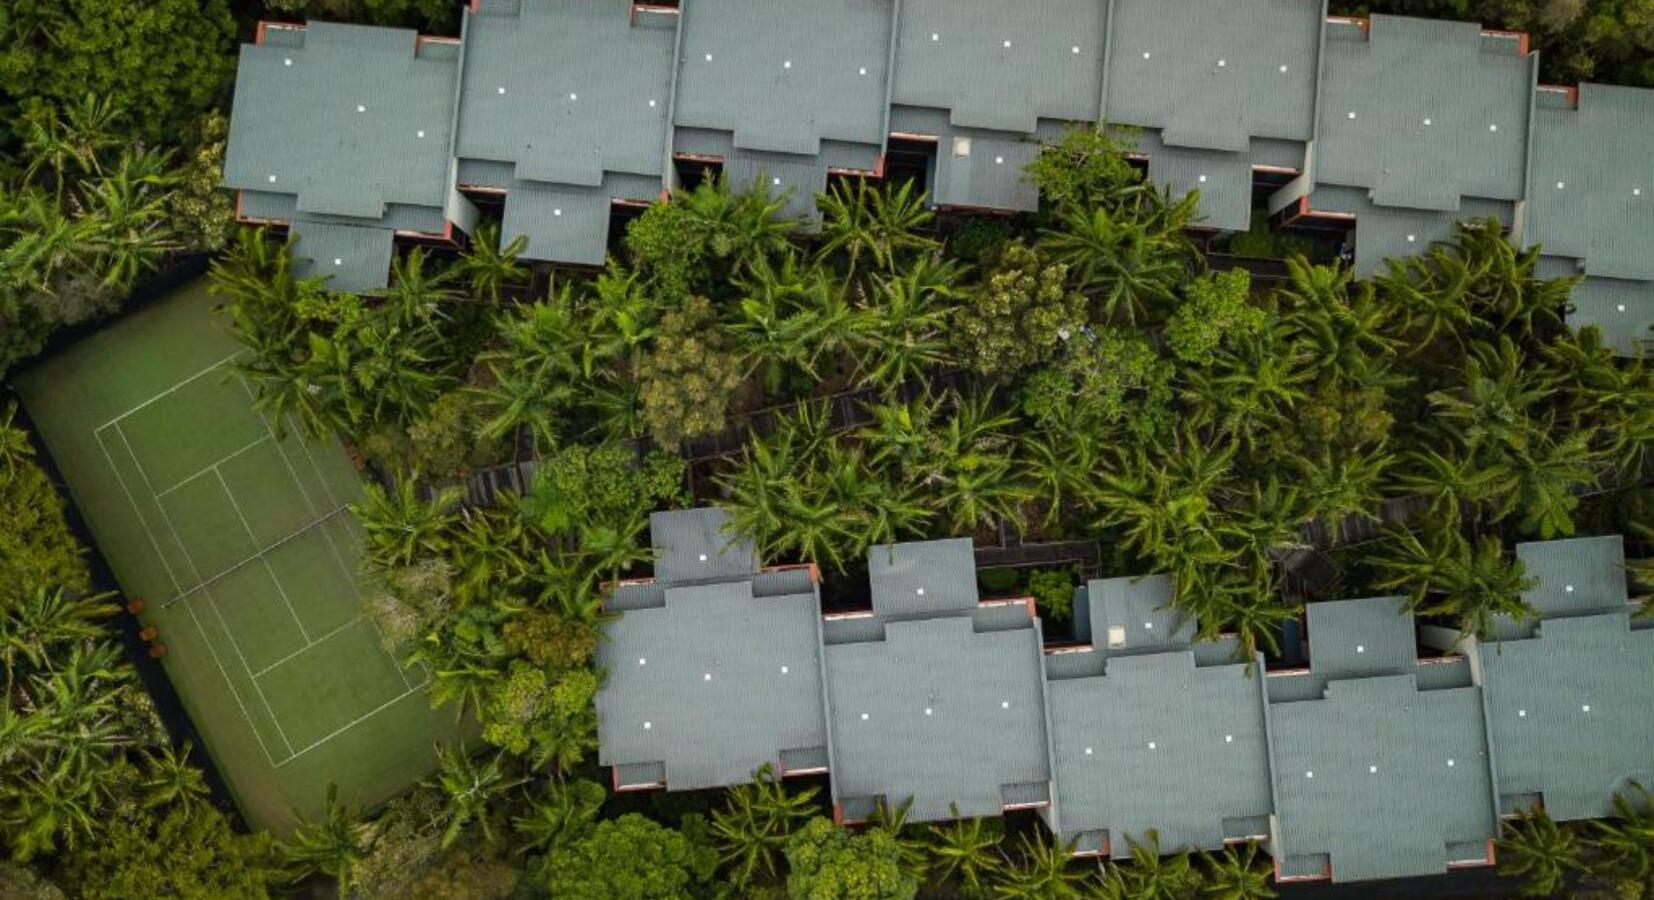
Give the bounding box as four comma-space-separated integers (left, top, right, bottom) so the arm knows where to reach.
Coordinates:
16, 279, 467, 832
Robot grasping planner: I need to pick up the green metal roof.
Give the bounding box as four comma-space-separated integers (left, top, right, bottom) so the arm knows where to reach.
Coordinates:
287, 222, 397, 293
595, 579, 828, 790
1104, 0, 1321, 150
1267, 674, 1499, 882
1047, 649, 1273, 858
824, 614, 1052, 822
1313, 16, 1533, 209
225, 22, 458, 224
892, 0, 1109, 133
1473, 535, 1653, 820
596, 509, 824, 791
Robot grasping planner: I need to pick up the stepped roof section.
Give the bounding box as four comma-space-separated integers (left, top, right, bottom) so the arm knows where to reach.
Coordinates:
1469, 535, 1654, 820
455, 0, 677, 266
595, 508, 829, 791
1102, 0, 1324, 230
1264, 596, 1500, 883
671, 0, 894, 222
1044, 575, 1273, 859
822, 539, 1053, 824
886, 0, 1108, 212
225, 21, 477, 292
1276, 15, 1537, 277
1523, 84, 1654, 355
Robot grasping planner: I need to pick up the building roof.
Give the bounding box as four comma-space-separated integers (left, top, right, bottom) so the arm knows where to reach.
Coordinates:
288, 222, 398, 293
596, 579, 828, 791
455, 0, 673, 264
867, 538, 979, 620
1104, 0, 1321, 151
1478, 612, 1654, 820
1074, 574, 1192, 650
1524, 83, 1654, 282
1312, 16, 1532, 210
824, 614, 1051, 822
649, 507, 758, 584
1265, 595, 1499, 882
1473, 535, 1653, 820
892, 0, 1108, 134
674, 0, 891, 157
225, 22, 457, 226
1267, 673, 1499, 882
1564, 277, 1654, 358
1047, 649, 1273, 857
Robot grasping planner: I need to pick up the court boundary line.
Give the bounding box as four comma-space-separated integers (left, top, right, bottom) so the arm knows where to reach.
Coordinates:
95, 352, 244, 431
274, 676, 432, 769
120, 422, 299, 760
251, 615, 366, 678
95, 424, 283, 768
234, 379, 415, 694
214, 466, 312, 643
151, 434, 274, 500
101, 362, 435, 774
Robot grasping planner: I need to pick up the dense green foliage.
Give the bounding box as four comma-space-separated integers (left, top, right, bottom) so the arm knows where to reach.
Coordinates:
3, 0, 1651, 890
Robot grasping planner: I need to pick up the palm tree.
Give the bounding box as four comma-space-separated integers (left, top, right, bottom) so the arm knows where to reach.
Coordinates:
1370, 524, 1537, 638
729, 251, 839, 393
82, 147, 178, 294
511, 777, 606, 856
815, 178, 937, 275
1039, 197, 1193, 326
429, 745, 524, 849
991, 831, 1086, 900
0, 402, 35, 476
711, 763, 819, 887
1201, 841, 1276, 900
1595, 781, 1654, 884
854, 255, 960, 390
1097, 831, 1202, 900
0, 587, 117, 688
1497, 805, 1582, 897
138, 739, 209, 813
456, 224, 530, 304
925, 806, 1005, 896
280, 784, 372, 896
352, 478, 462, 574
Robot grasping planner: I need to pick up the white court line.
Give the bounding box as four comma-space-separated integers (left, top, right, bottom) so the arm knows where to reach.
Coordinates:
235, 383, 410, 694
95, 425, 280, 768
153, 434, 274, 499
251, 616, 366, 678
273, 680, 430, 769
200, 586, 298, 758
94, 352, 243, 431
216, 466, 311, 643
129, 430, 297, 759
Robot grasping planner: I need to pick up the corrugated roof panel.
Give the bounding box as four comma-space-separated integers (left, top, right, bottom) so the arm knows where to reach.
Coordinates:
722, 151, 829, 223
893, 0, 1108, 133
1313, 16, 1531, 209
1268, 675, 1498, 882
674, 0, 892, 156
224, 23, 456, 221
867, 539, 979, 619
1478, 611, 1654, 820
1565, 277, 1654, 357
499, 181, 611, 265
1145, 147, 1252, 231
931, 130, 1040, 211
596, 581, 828, 791
1048, 651, 1272, 858
1304, 596, 1417, 678
1105, 0, 1320, 148
288, 222, 396, 292
650, 508, 758, 584
455, 0, 674, 187
824, 616, 1050, 822
1525, 83, 1654, 282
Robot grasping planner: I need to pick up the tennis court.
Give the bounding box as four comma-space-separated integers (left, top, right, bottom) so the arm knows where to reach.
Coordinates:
16, 279, 466, 831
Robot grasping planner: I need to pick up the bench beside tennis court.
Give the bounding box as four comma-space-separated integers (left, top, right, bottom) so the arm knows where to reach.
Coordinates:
17, 280, 466, 832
